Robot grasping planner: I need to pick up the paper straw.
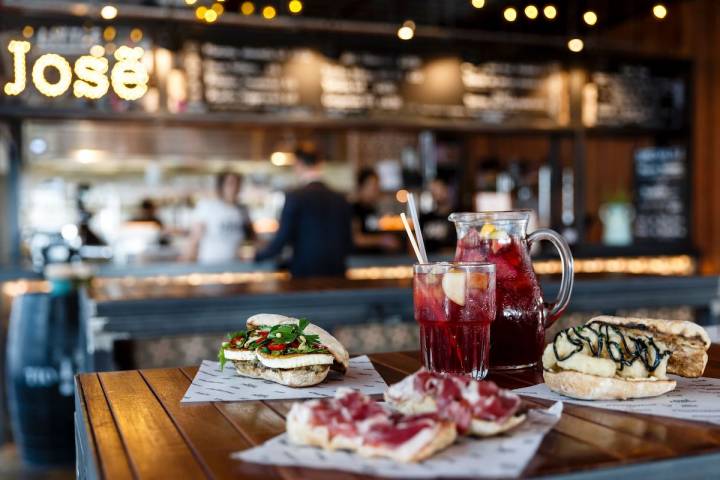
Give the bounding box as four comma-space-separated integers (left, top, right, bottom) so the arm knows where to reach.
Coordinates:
400, 213, 424, 264
406, 193, 428, 263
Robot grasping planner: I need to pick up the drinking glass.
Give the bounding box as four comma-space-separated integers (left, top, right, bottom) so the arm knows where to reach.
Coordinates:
413, 262, 496, 380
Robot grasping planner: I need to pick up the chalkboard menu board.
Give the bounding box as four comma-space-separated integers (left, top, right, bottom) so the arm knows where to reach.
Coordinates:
633, 146, 687, 241
201, 43, 302, 112
197, 41, 566, 126
590, 66, 685, 129
459, 61, 564, 124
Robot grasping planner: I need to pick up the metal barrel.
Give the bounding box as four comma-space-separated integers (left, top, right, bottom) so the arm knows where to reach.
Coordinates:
5, 292, 79, 466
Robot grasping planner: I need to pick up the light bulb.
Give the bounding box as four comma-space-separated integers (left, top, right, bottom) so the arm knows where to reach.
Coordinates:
583, 11, 597, 26
544, 5, 557, 19
568, 38, 584, 53
653, 4, 667, 19
100, 5, 118, 20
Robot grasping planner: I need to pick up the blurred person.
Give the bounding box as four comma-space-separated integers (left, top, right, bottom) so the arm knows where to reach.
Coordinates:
132, 198, 163, 227
76, 183, 105, 246
352, 168, 401, 254
183, 172, 254, 264
255, 144, 353, 277
420, 177, 456, 254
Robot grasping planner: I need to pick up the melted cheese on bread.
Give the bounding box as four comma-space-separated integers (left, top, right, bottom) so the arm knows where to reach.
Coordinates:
543, 327, 670, 380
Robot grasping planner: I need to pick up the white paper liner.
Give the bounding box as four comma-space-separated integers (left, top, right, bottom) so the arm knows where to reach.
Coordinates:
515, 376, 720, 425
233, 402, 563, 478
181, 355, 387, 403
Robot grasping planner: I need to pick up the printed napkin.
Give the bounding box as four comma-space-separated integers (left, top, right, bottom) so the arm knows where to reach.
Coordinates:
181, 355, 387, 403
233, 402, 563, 478
515, 376, 720, 426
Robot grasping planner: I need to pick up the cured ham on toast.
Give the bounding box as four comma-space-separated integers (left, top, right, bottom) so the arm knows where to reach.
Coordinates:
384, 369, 526, 436
287, 388, 457, 463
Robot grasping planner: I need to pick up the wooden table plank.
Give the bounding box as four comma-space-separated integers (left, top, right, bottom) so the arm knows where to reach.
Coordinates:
140, 367, 282, 480
529, 431, 619, 476
98, 370, 208, 479
179, 368, 364, 480
76, 374, 135, 480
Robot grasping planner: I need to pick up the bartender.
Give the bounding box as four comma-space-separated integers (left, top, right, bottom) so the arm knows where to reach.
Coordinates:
255, 144, 353, 278
183, 172, 254, 264
351, 168, 401, 254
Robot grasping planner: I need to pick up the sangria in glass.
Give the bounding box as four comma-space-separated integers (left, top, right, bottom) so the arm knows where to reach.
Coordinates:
450, 211, 574, 370
413, 262, 496, 379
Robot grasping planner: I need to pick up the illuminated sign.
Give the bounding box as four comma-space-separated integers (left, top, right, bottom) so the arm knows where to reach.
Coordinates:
3, 40, 149, 101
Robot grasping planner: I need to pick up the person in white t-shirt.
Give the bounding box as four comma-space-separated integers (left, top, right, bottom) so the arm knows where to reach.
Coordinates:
183, 172, 254, 264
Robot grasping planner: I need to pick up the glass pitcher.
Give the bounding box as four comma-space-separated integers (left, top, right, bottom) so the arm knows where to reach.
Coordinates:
449, 210, 574, 370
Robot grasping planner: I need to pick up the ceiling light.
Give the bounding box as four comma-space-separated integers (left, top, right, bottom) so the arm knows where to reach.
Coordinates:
289, 0, 303, 14
103, 26, 116, 41
543, 5, 557, 19
130, 28, 143, 42
653, 4, 667, 19
504, 7, 517, 22
262, 5, 277, 19
270, 152, 295, 166
397, 20, 416, 40
241, 1, 255, 15
568, 38, 584, 53
583, 11, 597, 26
100, 5, 118, 20
397, 26, 414, 40
471, 0, 485, 8
204, 9, 218, 22
525, 5, 538, 19
22, 26, 34, 39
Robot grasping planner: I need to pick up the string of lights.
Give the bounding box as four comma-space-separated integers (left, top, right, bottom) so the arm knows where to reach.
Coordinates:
185, 0, 303, 23
394, 2, 670, 50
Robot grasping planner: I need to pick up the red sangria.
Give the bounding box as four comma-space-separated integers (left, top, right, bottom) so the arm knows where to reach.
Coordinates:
413, 262, 496, 379
450, 211, 574, 370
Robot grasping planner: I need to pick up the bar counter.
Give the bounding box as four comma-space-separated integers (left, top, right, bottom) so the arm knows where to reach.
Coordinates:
76, 273, 720, 371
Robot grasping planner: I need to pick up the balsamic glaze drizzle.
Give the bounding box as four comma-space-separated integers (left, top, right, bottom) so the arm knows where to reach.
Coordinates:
552, 321, 672, 373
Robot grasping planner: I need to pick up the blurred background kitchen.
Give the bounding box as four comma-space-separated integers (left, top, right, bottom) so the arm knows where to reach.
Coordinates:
2, 0, 720, 474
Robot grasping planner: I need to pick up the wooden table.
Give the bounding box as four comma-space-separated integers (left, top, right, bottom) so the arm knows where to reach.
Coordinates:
75, 346, 720, 479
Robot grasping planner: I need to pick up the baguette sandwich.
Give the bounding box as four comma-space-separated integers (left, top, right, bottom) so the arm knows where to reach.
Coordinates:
219, 313, 349, 387
542, 316, 710, 400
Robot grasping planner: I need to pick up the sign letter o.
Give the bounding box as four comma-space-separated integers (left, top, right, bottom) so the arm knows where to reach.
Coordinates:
32, 53, 72, 97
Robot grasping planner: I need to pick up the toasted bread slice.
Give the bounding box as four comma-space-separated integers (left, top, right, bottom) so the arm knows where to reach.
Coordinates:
544, 369, 677, 400
588, 316, 710, 377
233, 360, 330, 387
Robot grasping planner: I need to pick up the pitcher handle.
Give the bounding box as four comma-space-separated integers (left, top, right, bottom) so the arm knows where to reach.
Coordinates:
527, 229, 574, 327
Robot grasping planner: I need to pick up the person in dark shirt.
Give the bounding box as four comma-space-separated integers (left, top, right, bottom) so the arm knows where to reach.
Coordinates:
254, 145, 353, 278
351, 168, 401, 254
420, 177, 457, 254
